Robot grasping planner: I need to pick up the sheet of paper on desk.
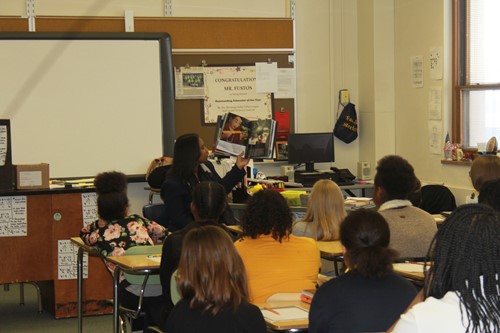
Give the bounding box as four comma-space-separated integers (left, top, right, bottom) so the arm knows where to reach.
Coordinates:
393, 263, 429, 273
261, 306, 309, 322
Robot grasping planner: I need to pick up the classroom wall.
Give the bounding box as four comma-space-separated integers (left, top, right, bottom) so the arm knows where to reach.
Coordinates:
393, 0, 473, 203
1, 0, 475, 211
295, 0, 360, 174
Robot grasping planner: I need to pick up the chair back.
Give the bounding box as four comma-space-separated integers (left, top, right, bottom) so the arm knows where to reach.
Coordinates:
123, 245, 162, 285
170, 269, 182, 305
419, 184, 457, 214
143, 203, 166, 227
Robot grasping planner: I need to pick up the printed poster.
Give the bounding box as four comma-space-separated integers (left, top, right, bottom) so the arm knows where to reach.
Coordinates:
203, 66, 272, 124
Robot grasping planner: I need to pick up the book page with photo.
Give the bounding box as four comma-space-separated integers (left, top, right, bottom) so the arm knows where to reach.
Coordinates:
215, 112, 277, 159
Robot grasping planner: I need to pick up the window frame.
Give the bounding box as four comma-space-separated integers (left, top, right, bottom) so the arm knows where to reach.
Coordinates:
452, 0, 500, 147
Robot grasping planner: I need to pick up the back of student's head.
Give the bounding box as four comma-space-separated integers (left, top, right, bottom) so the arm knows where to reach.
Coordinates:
374, 155, 419, 201
425, 204, 500, 330
97, 191, 129, 221
177, 225, 249, 315
478, 179, 500, 212
191, 181, 227, 224
171, 133, 201, 180
340, 209, 397, 278
469, 155, 500, 191
241, 189, 293, 242
303, 179, 346, 241
94, 171, 129, 221
94, 171, 127, 195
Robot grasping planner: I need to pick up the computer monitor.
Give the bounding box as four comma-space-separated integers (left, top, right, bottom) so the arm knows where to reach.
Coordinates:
287, 133, 335, 172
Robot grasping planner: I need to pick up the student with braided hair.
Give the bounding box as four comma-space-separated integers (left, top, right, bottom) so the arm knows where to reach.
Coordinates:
391, 204, 500, 333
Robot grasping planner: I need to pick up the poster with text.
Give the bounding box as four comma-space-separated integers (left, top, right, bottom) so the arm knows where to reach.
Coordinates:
203, 66, 272, 124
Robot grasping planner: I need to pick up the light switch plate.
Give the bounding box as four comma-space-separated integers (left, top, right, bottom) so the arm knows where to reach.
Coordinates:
340, 89, 350, 104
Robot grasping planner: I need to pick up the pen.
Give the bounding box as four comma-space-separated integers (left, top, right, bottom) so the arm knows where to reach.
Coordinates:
147, 255, 161, 258
264, 307, 280, 315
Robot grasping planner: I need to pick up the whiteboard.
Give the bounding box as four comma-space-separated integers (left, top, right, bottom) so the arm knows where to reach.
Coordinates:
0, 32, 174, 178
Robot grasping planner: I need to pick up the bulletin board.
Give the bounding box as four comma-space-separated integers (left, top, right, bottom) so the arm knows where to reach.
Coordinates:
172, 54, 295, 148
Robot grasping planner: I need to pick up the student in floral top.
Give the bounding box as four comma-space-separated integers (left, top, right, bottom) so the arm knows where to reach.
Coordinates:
80, 171, 166, 332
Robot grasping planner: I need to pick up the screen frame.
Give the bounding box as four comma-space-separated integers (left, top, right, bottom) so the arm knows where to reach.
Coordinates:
0, 32, 175, 178
287, 132, 335, 172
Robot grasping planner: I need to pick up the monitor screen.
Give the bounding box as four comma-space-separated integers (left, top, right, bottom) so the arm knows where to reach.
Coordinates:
287, 133, 335, 172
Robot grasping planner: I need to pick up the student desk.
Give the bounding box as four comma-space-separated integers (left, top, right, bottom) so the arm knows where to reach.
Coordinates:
256, 300, 310, 331
0, 187, 112, 318
146, 182, 374, 205
105, 254, 161, 333
393, 263, 426, 282
316, 240, 343, 258
70, 237, 108, 333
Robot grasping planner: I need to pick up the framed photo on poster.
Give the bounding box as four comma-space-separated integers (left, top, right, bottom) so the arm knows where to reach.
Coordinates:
275, 141, 288, 161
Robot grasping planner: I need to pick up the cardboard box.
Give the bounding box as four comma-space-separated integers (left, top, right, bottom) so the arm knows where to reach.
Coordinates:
14, 163, 50, 190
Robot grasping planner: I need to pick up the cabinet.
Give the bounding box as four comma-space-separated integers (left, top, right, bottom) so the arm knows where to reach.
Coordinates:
0, 188, 113, 318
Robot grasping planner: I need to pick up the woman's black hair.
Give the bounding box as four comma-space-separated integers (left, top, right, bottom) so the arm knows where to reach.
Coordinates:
170, 133, 201, 182
94, 171, 127, 195
97, 191, 129, 221
423, 204, 500, 333
340, 209, 398, 278
478, 178, 500, 212
94, 171, 129, 221
240, 190, 292, 242
191, 181, 227, 224
374, 155, 420, 200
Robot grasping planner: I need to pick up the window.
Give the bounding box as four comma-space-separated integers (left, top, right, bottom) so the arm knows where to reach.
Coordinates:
453, 0, 500, 147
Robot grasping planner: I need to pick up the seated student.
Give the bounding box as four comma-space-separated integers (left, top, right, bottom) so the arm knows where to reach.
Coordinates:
163, 225, 267, 333
390, 204, 500, 333
234, 189, 321, 303
160, 133, 248, 231
79, 171, 167, 332
469, 154, 500, 192
292, 179, 346, 241
158, 181, 237, 324
374, 155, 437, 259
478, 178, 500, 211
309, 209, 417, 333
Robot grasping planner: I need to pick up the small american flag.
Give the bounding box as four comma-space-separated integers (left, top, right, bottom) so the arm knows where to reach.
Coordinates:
444, 132, 452, 151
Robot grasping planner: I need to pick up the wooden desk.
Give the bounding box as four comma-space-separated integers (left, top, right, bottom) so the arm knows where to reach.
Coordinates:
105, 254, 161, 333
256, 301, 310, 331
316, 240, 343, 259
71, 237, 110, 333
0, 188, 112, 318
316, 240, 344, 276
393, 263, 426, 282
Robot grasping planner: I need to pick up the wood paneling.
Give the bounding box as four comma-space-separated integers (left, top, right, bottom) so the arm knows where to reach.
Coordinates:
1, 16, 293, 50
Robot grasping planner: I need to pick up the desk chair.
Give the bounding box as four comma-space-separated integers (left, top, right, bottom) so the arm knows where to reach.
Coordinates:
418, 184, 457, 214
169, 269, 181, 305
143, 203, 166, 228
119, 245, 162, 333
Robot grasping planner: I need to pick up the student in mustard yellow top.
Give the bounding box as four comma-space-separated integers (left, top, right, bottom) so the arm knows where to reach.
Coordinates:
234, 189, 321, 303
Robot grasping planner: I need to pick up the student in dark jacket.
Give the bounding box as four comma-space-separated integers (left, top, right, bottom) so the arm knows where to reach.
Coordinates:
160, 133, 248, 231
163, 225, 266, 333
157, 181, 239, 325
309, 209, 416, 333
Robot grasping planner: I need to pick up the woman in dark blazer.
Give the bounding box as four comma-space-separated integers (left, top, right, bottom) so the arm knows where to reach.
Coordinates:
160, 133, 248, 232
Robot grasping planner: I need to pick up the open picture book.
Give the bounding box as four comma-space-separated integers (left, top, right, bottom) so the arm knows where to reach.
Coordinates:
214, 112, 277, 159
